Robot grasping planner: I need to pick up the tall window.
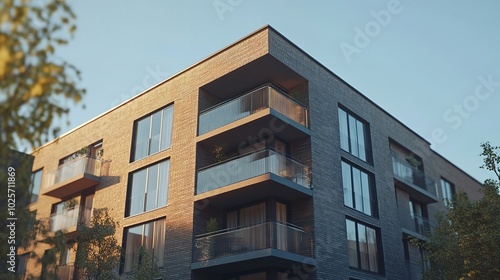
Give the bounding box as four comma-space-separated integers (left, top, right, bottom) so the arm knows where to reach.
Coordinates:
346, 219, 380, 273
30, 169, 43, 204
342, 162, 375, 216
127, 160, 170, 217
123, 219, 165, 273
339, 108, 370, 162
132, 105, 174, 161
17, 253, 29, 279
441, 178, 455, 207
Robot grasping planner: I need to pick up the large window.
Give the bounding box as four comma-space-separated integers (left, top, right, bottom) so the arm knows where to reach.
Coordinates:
127, 160, 170, 217
123, 219, 165, 273
132, 105, 173, 161
441, 178, 455, 207
30, 169, 43, 204
342, 162, 375, 216
346, 219, 380, 273
339, 108, 370, 162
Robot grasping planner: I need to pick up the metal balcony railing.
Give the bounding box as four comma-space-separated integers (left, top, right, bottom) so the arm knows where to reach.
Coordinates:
196, 149, 311, 194
43, 155, 101, 189
199, 85, 309, 135
391, 152, 436, 196
193, 222, 314, 262
50, 206, 93, 232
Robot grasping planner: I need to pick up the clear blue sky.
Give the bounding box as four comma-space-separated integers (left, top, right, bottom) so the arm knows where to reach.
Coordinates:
53, 0, 500, 183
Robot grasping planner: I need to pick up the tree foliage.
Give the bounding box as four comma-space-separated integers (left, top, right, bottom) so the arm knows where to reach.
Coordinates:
0, 0, 85, 152
129, 247, 160, 280
421, 142, 500, 280
74, 208, 122, 280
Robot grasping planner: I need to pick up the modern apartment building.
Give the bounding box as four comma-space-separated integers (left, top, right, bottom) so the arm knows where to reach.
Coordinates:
19, 26, 483, 280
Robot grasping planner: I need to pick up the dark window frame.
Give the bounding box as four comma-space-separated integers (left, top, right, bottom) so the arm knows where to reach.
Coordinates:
125, 159, 170, 217
338, 106, 372, 163
130, 104, 174, 162
342, 159, 378, 217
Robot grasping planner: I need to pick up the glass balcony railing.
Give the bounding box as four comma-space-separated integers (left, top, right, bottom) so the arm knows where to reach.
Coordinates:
196, 149, 311, 194
193, 222, 314, 262
50, 206, 93, 232
198, 85, 309, 135
43, 156, 101, 190
391, 152, 436, 196
398, 210, 431, 235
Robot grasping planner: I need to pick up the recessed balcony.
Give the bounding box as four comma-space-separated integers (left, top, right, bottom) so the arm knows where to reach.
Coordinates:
191, 222, 315, 272
43, 156, 101, 198
398, 210, 431, 237
195, 149, 312, 208
198, 84, 309, 144
391, 152, 438, 203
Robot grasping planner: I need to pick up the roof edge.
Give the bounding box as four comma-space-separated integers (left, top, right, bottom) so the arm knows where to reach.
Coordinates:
31, 25, 273, 154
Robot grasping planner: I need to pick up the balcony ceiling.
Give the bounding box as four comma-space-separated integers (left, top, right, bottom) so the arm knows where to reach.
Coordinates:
194, 174, 312, 209
201, 54, 307, 100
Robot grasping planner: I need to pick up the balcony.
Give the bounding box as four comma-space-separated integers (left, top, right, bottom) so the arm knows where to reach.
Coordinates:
50, 206, 93, 233
391, 152, 438, 203
192, 222, 315, 272
398, 210, 431, 237
197, 85, 310, 146
195, 149, 312, 208
43, 156, 101, 198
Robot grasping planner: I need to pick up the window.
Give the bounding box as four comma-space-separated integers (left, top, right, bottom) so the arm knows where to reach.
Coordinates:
441, 178, 455, 207
30, 169, 43, 204
342, 162, 375, 216
17, 253, 29, 279
123, 219, 165, 273
127, 160, 170, 216
132, 105, 173, 161
339, 108, 370, 162
346, 219, 380, 273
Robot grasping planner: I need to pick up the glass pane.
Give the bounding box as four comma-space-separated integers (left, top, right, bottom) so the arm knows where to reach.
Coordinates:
342, 162, 353, 208
339, 109, 349, 151
145, 165, 159, 211
353, 168, 363, 213
30, 170, 43, 204
134, 118, 150, 160
157, 160, 170, 207
154, 219, 165, 265
124, 224, 143, 272
348, 115, 359, 157
130, 169, 147, 216
358, 224, 369, 270
239, 203, 266, 226
226, 211, 238, 228
361, 172, 371, 216
366, 227, 379, 272
356, 120, 366, 161
346, 219, 358, 268
149, 112, 162, 155
144, 221, 153, 254
160, 106, 173, 151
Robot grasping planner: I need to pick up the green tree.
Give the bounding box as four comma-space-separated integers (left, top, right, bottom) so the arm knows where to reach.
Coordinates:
421, 142, 500, 280
0, 0, 85, 152
74, 208, 122, 280
129, 247, 160, 280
